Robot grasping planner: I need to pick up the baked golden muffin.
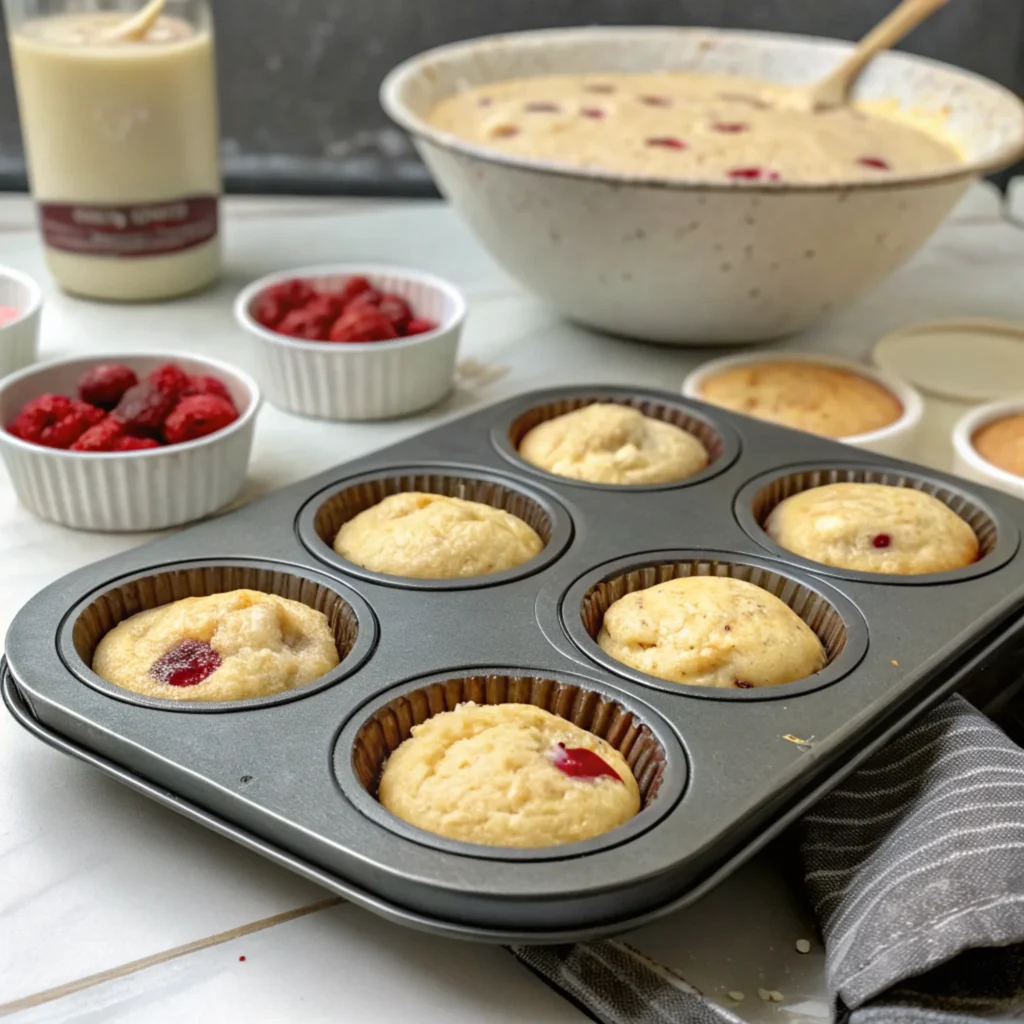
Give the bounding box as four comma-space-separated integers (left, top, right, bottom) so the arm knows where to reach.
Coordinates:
699, 362, 902, 438
378, 702, 641, 848
597, 576, 824, 689
973, 414, 1024, 478
518, 403, 707, 485
92, 589, 340, 702
333, 492, 543, 579
765, 482, 979, 574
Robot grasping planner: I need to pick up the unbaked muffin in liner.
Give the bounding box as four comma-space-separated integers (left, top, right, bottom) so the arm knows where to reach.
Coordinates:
300, 467, 573, 587
735, 465, 1009, 583
64, 561, 370, 711
339, 671, 686, 858
565, 554, 862, 699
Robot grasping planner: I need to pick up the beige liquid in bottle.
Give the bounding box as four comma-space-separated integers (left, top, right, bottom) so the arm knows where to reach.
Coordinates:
10, 10, 221, 300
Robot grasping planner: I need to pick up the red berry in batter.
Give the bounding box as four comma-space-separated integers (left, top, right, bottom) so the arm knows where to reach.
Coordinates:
163, 394, 238, 445
872, 533, 892, 549
78, 363, 138, 409
858, 156, 891, 170
646, 136, 687, 149
150, 640, 222, 688
713, 122, 749, 133
550, 742, 621, 781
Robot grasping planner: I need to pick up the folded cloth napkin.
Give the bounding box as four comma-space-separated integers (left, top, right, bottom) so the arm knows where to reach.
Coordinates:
510, 695, 1024, 1023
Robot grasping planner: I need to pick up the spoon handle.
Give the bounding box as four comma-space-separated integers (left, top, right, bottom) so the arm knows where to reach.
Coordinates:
817, 0, 950, 102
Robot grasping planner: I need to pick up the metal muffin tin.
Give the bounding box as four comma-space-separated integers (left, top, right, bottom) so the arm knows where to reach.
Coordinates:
7, 384, 1024, 944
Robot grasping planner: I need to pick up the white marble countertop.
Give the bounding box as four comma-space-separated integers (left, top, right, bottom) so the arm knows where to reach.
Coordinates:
1, 184, 1023, 1023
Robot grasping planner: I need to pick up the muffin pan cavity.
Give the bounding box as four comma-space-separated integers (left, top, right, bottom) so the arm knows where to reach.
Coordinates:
9, 386, 1024, 942
298, 465, 573, 589
335, 669, 685, 861
563, 552, 864, 700
61, 560, 376, 712
493, 387, 740, 490
737, 463, 1015, 584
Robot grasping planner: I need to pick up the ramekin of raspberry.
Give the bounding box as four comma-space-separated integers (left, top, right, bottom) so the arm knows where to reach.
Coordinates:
0, 353, 261, 531
0, 265, 42, 380
234, 264, 466, 420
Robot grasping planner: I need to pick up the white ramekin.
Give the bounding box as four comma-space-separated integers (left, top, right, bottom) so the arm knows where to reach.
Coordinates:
0, 352, 261, 532
952, 399, 1024, 501
681, 351, 923, 457
0, 265, 42, 380
234, 264, 466, 421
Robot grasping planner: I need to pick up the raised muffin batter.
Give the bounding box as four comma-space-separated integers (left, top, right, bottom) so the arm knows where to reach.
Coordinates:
699, 361, 903, 438
519, 403, 708, 484
429, 71, 962, 183
766, 483, 979, 574
973, 414, 1024, 478
92, 590, 340, 702
334, 492, 543, 578
378, 702, 640, 847
598, 576, 824, 688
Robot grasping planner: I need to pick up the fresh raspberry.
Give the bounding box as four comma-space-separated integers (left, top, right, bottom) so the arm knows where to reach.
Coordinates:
327, 308, 399, 343
185, 374, 235, 407
163, 395, 238, 445
38, 401, 105, 449
113, 435, 162, 451
376, 293, 412, 332
70, 416, 125, 452
404, 318, 438, 336
147, 363, 191, 401
253, 279, 315, 329
77, 364, 138, 409
8, 394, 72, 442
276, 303, 338, 341
336, 275, 377, 309
113, 380, 177, 437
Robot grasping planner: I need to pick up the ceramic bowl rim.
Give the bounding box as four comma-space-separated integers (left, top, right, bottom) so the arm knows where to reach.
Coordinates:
953, 398, 1024, 493
381, 25, 1024, 193
0, 265, 43, 331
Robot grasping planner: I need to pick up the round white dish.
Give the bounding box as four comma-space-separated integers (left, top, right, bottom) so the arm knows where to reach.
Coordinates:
382, 27, 1024, 345
0, 265, 42, 380
681, 350, 923, 457
234, 264, 465, 422
953, 398, 1024, 501
0, 352, 261, 532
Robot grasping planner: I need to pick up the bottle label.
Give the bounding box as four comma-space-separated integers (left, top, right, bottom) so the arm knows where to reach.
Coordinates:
37, 196, 219, 258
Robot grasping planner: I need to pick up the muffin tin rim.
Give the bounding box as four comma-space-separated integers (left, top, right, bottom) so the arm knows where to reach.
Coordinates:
296, 462, 575, 591
332, 666, 688, 863
561, 549, 869, 701
57, 558, 378, 714
735, 461, 1019, 586
490, 385, 742, 492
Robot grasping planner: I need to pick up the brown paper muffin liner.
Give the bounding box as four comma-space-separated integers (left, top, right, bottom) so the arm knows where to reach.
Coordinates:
748, 467, 997, 560
507, 394, 725, 469
351, 673, 667, 811
578, 558, 847, 668
71, 563, 359, 673
311, 472, 554, 551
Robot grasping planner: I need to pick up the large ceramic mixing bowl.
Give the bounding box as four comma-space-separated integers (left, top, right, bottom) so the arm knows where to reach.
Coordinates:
382, 27, 1024, 345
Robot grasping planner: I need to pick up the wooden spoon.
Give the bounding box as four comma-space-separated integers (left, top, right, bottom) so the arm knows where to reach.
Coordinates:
100, 0, 166, 42
780, 0, 951, 112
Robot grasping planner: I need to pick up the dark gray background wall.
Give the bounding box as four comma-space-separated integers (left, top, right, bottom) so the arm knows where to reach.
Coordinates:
1, 0, 1021, 195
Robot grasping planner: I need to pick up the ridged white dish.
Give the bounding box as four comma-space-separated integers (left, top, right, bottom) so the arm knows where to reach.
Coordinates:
682, 351, 923, 457
953, 399, 1024, 501
234, 264, 465, 421
0, 353, 261, 532
0, 265, 42, 380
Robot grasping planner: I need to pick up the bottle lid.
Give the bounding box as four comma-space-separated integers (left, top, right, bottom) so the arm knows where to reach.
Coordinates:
872, 319, 1024, 401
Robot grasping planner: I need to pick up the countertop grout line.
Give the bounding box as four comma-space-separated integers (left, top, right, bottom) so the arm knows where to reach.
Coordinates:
0, 896, 344, 1017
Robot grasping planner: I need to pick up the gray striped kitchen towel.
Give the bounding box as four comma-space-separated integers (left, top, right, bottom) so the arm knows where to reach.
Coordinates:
510, 695, 1024, 1023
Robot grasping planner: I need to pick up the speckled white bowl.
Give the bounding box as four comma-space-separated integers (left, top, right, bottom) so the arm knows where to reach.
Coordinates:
382, 27, 1024, 345
953, 399, 1024, 501
682, 351, 923, 457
